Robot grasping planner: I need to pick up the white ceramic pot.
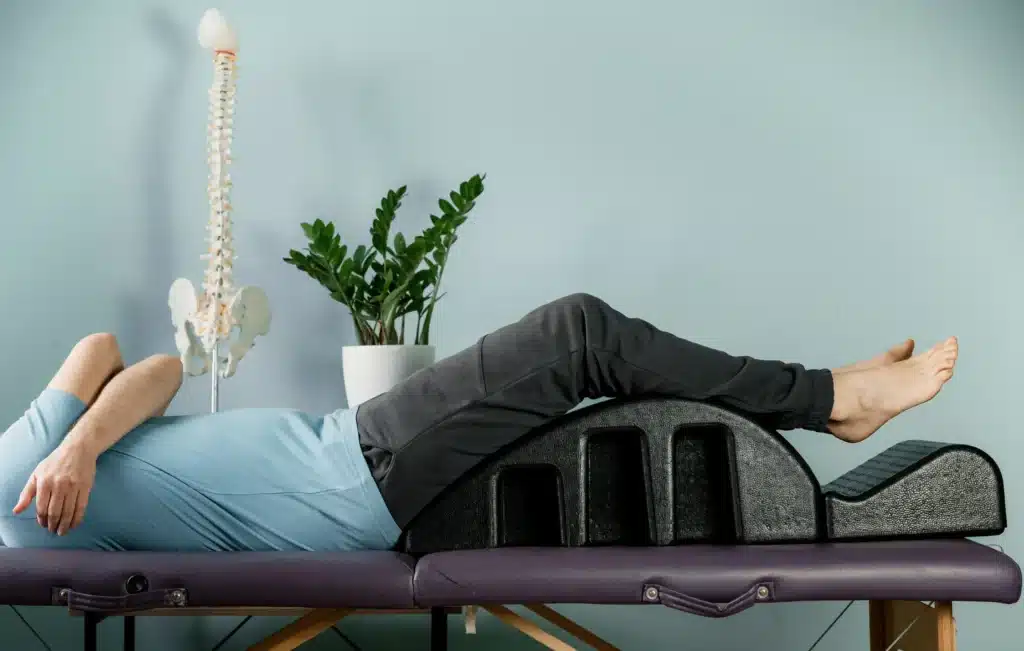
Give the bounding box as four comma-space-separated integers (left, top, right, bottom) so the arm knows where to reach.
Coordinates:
342, 344, 436, 408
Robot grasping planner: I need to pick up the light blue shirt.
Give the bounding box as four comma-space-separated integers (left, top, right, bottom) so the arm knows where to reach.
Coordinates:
0, 388, 402, 552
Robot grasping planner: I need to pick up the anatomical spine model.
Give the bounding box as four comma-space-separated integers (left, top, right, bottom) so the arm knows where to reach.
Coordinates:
169, 9, 271, 411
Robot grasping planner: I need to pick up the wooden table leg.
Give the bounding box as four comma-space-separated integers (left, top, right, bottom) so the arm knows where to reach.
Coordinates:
867, 600, 956, 651
525, 604, 621, 651
935, 602, 956, 651
869, 601, 889, 651
246, 608, 351, 651
482, 605, 577, 651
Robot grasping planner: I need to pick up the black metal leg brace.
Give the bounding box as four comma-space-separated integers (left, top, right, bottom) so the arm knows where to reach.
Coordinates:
124, 616, 136, 651
83, 612, 101, 651
430, 607, 448, 651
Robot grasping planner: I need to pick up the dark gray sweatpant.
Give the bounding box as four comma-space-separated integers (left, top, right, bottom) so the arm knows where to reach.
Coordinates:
356, 293, 834, 529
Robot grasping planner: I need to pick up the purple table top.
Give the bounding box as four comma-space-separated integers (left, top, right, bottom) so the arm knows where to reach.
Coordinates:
0, 539, 1018, 614
415, 539, 1022, 609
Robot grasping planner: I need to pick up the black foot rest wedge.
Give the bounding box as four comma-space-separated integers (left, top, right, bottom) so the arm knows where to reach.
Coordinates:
823, 439, 1006, 541
399, 398, 1007, 554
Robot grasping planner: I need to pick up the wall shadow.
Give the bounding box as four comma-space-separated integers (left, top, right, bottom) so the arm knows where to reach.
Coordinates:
116, 8, 192, 368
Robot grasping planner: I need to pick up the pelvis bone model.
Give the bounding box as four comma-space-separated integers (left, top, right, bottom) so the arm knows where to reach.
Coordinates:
169, 9, 270, 382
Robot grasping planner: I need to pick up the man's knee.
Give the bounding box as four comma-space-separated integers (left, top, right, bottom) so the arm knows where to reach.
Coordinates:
538, 293, 617, 352
549, 292, 609, 317
48, 333, 124, 405
147, 354, 183, 375
77, 333, 122, 366
546, 293, 614, 332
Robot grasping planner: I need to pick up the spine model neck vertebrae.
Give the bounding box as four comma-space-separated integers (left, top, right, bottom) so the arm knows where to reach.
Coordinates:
168, 9, 270, 408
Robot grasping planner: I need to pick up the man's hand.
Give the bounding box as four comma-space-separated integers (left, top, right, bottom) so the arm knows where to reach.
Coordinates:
12, 443, 97, 536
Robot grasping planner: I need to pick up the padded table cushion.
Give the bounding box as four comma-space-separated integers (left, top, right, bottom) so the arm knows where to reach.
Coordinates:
0, 549, 417, 609
414, 540, 1022, 611
0, 540, 1018, 615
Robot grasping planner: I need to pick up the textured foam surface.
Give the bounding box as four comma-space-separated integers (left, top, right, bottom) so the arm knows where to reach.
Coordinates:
824, 440, 1006, 541
401, 398, 823, 554
401, 398, 1007, 553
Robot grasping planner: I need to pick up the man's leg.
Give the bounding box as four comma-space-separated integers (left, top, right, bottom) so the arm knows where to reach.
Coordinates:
359, 293, 958, 529
47, 333, 125, 407
359, 292, 829, 528
46, 332, 180, 428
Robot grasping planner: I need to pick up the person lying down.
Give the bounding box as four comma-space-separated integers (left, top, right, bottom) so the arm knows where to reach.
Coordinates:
0, 293, 958, 552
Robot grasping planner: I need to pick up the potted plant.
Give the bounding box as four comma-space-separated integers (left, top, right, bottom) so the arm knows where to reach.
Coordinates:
284, 174, 485, 406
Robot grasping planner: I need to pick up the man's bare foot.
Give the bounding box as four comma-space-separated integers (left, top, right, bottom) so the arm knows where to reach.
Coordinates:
835, 339, 915, 374
829, 337, 958, 443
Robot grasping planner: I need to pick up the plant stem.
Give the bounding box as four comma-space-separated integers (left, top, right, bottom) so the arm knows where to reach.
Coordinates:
422, 260, 447, 345
350, 311, 369, 345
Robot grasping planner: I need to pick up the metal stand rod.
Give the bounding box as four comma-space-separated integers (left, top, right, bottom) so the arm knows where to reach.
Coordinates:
210, 343, 220, 413
430, 607, 448, 651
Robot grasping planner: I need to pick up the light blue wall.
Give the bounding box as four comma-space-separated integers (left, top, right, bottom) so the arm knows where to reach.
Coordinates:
2, 0, 1022, 648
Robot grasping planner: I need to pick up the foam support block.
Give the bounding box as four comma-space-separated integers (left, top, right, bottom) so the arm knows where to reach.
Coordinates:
823, 440, 1006, 541
400, 398, 1007, 554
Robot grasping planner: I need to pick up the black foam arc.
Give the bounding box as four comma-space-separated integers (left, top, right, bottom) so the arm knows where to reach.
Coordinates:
399, 398, 1006, 554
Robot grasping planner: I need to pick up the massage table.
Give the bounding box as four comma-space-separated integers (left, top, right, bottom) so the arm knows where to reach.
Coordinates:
1, 398, 1020, 651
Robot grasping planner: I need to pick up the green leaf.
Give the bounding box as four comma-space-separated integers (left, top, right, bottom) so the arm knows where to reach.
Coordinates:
301, 222, 315, 239
329, 243, 347, 267
450, 191, 466, 211
457, 174, 485, 202
404, 239, 423, 259
412, 268, 432, 283
313, 231, 330, 253
360, 250, 376, 274
439, 199, 457, 216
